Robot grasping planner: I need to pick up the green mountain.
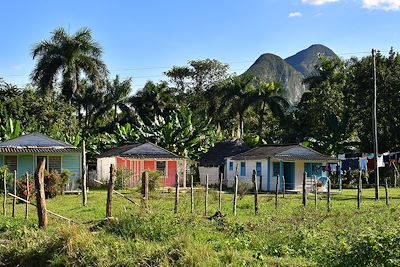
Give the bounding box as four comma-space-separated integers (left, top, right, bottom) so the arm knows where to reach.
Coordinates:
245, 53, 306, 105
244, 44, 337, 105
285, 44, 337, 77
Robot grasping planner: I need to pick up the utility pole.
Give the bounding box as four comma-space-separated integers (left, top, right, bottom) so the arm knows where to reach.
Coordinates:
372, 49, 380, 201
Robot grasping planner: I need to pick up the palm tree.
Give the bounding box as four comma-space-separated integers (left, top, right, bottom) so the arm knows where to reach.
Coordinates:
219, 74, 256, 139
106, 75, 133, 125
31, 27, 108, 100
254, 81, 289, 138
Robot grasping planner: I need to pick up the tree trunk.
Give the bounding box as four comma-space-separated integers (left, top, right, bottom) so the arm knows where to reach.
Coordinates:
258, 101, 266, 138
239, 112, 244, 140
35, 159, 48, 228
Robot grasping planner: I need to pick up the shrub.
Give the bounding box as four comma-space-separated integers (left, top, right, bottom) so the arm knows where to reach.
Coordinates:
59, 170, 71, 195
115, 168, 132, 190
237, 181, 251, 200
138, 171, 162, 192
16, 175, 33, 201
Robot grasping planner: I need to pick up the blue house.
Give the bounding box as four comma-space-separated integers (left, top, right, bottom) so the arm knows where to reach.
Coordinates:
0, 133, 81, 190
227, 144, 338, 192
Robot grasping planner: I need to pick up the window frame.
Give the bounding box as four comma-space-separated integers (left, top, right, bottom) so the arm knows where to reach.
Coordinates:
256, 162, 262, 176
229, 161, 233, 171
4, 155, 17, 173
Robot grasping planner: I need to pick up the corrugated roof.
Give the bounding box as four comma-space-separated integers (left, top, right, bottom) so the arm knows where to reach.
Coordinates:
199, 140, 250, 166
0, 133, 74, 148
231, 144, 337, 162
98, 142, 182, 159
0, 147, 80, 153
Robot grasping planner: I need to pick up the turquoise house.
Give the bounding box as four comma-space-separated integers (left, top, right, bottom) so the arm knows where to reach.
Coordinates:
0, 133, 81, 190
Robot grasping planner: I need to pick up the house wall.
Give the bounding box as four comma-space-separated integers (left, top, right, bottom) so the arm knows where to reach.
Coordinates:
199, 166, 220, 186
227, 158, 331, 192
96, 157, 116, 182
62, 154, 81, 190
17, 155, 33, 178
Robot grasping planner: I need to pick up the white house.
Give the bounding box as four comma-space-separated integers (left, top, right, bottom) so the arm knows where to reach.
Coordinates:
198, 140, 249, 186
226, 144, 338, 192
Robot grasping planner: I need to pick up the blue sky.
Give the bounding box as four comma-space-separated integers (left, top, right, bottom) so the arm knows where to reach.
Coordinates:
1, 0, 399, 92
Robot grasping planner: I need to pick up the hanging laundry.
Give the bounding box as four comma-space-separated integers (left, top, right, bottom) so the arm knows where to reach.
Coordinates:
350, 159, 359, 170
338, 154, 346, 160
367, 153, 375, 160
367, 159, 374, 171
378, 155, 385, 168
383, 152, 390, 165
342, 160, 350, 171
359, 158, 368, 172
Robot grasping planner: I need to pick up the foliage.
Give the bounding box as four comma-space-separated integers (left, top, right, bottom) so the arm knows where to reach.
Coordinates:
43, 170, 71, 199
237, 181, 251, 200
114, 168, 132, 190
16, 175, 33, 201
147, 171, 162, 191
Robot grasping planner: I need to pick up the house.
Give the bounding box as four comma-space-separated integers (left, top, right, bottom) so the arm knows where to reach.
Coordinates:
198, 140, 250, 186
97, 142, 187, 187
0, 133, 81, 190
227, 144, 338, 192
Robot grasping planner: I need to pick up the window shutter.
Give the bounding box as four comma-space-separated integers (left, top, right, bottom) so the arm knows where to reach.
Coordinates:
49, 156, 62, 174
4, 156, 17, 173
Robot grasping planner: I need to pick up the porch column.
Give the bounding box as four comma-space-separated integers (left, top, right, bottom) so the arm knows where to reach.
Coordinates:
279, 160, 284, 192
267, 158, 271, 191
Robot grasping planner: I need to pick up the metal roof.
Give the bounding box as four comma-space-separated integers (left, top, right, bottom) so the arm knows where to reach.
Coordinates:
98, 142, 182, 159
0, 133, 74, 148
199, 140, 250, 166
0, 147, 80, 154
0, 133, 80, 154
231, 144, 337, 162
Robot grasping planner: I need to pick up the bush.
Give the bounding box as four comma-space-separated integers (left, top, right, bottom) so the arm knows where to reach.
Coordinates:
43, 170, 71, 199
148, 171, 162, 191
115, 168, 132, 190
237, 181, 251, 200
16, 175, 33, 201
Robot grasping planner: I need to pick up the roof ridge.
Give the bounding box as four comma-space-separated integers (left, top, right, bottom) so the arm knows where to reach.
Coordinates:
0, 132, 75, 148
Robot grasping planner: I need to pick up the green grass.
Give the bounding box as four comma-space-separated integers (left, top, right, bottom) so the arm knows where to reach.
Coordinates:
1, 188, 400, 266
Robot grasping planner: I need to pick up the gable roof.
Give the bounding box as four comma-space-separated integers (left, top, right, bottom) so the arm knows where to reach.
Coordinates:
231, 144, 337, 162
98, 142, 182, 159
199, 140, 250, 166
0, 133, 80, 154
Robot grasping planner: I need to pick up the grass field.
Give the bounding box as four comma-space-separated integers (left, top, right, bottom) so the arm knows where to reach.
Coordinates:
1, 187, 400, 266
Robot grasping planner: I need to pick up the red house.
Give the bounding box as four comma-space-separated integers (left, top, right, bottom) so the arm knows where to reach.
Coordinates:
97, 142, 187, 187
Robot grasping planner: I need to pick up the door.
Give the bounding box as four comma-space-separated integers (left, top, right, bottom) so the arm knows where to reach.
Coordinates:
284, 162, 295, 190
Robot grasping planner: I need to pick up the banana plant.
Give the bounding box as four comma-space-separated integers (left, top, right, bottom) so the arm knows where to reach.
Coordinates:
0, 118, 22, 141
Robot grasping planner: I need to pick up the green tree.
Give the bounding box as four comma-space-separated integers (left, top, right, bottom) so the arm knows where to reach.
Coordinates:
31, 27, 108, 100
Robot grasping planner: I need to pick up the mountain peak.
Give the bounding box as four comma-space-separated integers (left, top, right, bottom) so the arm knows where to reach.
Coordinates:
285, 44, 337, 77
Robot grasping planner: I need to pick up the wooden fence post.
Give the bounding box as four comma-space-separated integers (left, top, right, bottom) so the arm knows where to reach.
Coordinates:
141, 171, 149, 208
12, 170, 16, 218
218, 170, 223, 212
205, 174, 208, 216
282, 175, 285, 198
25, 172, 29, 220
252, 170, 259, 215
275, 174, 279, 209
106, 164, 115, 218
174, 173, 179, 214
35, 159, 48, 228
81, 140, 87, 207
259, 175, 263, 192
233, 175, 238, 216
314, 176, 317, 209
385, 178, 389, 208
2, 169, 6, 217
302, 172, 307, 208
190, 174, 194, 213
327, 178, 331, 212
357, 171, 362, 210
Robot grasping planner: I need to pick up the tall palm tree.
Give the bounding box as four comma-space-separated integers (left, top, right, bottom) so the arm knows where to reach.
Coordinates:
219, 74, 256, 139
254, 81, 289, 138
106, 75, 133, 125
31, 27, 108, 100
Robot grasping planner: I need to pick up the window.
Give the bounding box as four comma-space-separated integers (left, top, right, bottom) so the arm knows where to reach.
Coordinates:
272, 162, 280, 177
240, 162, 246, 176
256, 162, 262, 176
4, 156, 17, 173
229, 162, 233, 171
156, 161, 166, 175
49, 156, 62, 174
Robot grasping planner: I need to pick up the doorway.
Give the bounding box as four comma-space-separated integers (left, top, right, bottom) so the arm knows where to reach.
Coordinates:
283, 162, 295, 190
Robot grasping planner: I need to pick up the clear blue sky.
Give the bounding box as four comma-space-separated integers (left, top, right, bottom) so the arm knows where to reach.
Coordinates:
1, 0, 399, 92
